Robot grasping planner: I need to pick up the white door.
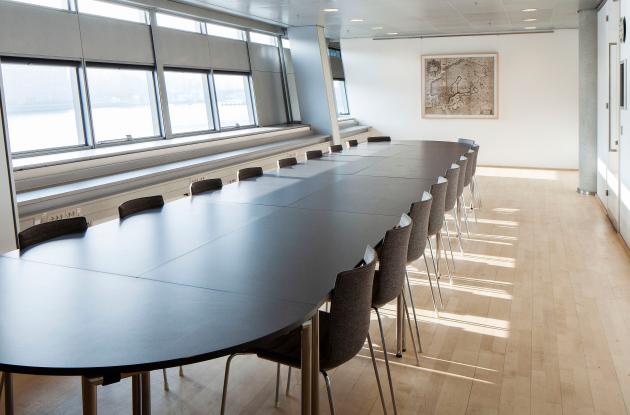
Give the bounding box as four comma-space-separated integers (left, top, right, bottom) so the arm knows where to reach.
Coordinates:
608, 42, 621, 230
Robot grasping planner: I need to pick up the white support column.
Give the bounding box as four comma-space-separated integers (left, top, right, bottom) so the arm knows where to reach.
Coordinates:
288, 26, 341, 144
0, 88, 19, 252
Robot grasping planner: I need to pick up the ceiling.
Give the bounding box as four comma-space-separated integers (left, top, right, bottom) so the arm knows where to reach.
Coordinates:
179, 0, 602, 39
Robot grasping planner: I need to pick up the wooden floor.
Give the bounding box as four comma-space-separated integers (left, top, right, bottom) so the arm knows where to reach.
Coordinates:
4, 167, 630, 415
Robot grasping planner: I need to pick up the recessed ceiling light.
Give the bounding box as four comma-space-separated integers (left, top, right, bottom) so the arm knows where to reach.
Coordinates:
523, 18, 537, 22
522, 8, 537, 12
372, 26, 383, 30
351, 18, 364, 22
322, 8, 338, 12
524, 26, 537, 30
387, 32, 399, 35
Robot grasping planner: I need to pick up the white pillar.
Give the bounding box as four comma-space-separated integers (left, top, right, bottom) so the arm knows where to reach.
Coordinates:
0, 104, 18, 252
288, 26, 341, 144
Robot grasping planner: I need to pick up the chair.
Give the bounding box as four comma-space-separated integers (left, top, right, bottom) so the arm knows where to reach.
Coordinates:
367, 136, 391, 143
118, 195, 164, 220
457, 138, 475, 146
347, 139, 358, 147
462, 149, 478, 225
190, 178, 223, 196
427, 177, 452, 287
278, 157, 298, 168
456, 154, 472, 238
470, 144, 483, 209
18, 217, 88, 250
237, 167, 263, 181
221, 246, 378, 415
306, 150, 323, 160
330, 144, 343, 153
443, 164, 462, 263
454, 156, 469, 247
371, 214, 417, 414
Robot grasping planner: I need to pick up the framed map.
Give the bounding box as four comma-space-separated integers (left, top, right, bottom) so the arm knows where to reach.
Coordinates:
422, 53, 498, 119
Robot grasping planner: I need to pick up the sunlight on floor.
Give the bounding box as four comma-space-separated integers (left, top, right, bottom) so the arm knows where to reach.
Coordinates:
477, 166, 561, 181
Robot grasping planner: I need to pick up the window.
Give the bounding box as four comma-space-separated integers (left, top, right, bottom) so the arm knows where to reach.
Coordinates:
328, 49, 342, 58
213, 73, 255, 128
282, 39, 291, 49
249, 32, 278, 47
156, 12, 202, 33
1, 61, 86, 153
333, 79, 350, 115
77, 0, 148, 24
206, 23, 246, 41
6, 0, 69, 10
164, 70, 214, 134
86, 66, 160, 142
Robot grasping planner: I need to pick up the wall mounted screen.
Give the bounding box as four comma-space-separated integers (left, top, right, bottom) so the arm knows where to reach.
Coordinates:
1, 61, 86, 153
213, 73, 255, 128
164, 70, 214, 134
86, 66, 160, 142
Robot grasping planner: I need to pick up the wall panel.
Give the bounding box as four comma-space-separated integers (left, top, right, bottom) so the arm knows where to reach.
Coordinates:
80, 16, 154, 65
209, 37, 250, 71
156, 28, 212, 69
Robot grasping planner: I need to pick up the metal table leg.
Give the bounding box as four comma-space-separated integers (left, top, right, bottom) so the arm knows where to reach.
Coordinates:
81, 377, 97, 415
3, 372, 13, 415
132, 375, 141, 415
311, 312, 320, 415
301, 320, 312, 415
141, 372, 151, 415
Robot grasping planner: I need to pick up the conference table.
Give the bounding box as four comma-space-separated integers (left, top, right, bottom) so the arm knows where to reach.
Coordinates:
0, 140, 470, 415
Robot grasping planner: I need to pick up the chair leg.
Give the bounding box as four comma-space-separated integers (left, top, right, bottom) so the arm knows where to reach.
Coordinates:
468, 187, 478, 224
375, 309, 398, 415
452, 208, 464, 253
275, 363, 281, 407
286, 367, 291, 396
426, 240, 443, 306
405, 271, 423, 357
179, 366, 184, 377
322, 371, 336, 415
220, 354, 240, 415
367, 333, 388, 415
437, 233, 452, 285
443, 219, 456, 271
472, 176, 482, 209
427, 237, 439, 278
402, 292, 421, 362
424, 253, 443, 310
461, 195, 471, 238
162, 368, 169, 391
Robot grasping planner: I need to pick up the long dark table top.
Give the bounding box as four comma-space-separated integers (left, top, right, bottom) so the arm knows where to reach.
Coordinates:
0, 140, 468, 375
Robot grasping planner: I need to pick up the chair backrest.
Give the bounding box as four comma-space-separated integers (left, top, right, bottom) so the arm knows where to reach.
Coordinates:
372, 214, 413, 308
347, 139, 358, 147
278, 157, 298, 168
444, 163, 460, 211
190, 178, 223, 196
330, 144, 343, 153
427, 177, 448, 236
18, 217, 88, 250
306, 150, 323, 160
367, 136, 391, 143
324, 245, 377, 369
407, 192, 432, 262
119, 195, 164, 220
464, 150, 475, 187
238, 167, 263, 181
457, 138, 475, 146
471, 144, 480, 176
455, 156, 468, 198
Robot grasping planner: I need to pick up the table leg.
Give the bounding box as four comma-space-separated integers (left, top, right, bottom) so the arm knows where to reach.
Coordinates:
141, 372, 151, 415
311, 312, 320, 415
3, 372, 13, 415
396, 295, 404, 357
81, 377, 97, 415
301, 320, 312, 415
132, 375, 141, 415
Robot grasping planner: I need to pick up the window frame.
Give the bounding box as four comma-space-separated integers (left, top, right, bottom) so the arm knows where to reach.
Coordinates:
333, 78, 350, 116
155, 11, 204, 34
212, 71, 257, 131
205, 22, 247, 41
0, 57, 92, 158
4, 0, 74, 11
163, 67, 217, 137
84, 62, 164, 146
248, 31, 279, 47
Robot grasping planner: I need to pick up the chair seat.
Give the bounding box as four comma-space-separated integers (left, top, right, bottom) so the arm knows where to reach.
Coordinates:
254, 311, 335, 370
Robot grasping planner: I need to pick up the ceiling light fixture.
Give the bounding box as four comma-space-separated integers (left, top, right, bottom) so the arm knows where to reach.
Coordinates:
351, 18, 364, 22
387, 32, 399, 35
523, 18, 537, 22
372, 26, 383, 30
521, 8, 537, 12
322, 8, 338, 12
524, 26, 537, 30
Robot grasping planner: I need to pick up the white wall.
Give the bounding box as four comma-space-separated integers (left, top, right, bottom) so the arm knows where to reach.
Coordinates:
341, 30, 579, 169
618, 0, 630, 243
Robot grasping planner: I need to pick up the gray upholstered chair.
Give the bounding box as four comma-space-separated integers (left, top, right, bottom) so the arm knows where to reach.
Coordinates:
463, 149, 478, 225
457, 138, 475, 146
221, 246, 378, 415
330, 144, 343, 153
190, 178, 222, 196
470, 145, 482, 209
118, 195, 164, 220
427, 176, 452, 286
238, 167, 263, 181
278, 157, 298, 168
306, 149, 324, 160
18, 217, 88, 250
347, 139, 358, 147
443, 164, 462, 263
367, 136, 391, 143
454, 156, 469, 247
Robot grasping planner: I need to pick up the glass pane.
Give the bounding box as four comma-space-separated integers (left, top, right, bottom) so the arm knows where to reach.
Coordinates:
164, 71, 213, 134
249, 32, 278, 47
213, 74, 255, 128
1, 62, 85, 153
86, 66, 160, 142
206, 23, 245, 41
156, 12, 201, 33
282, 39, 291, 49
78, 0, 147, 24
333, 80, 350, 115
6, 0, 69, 10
